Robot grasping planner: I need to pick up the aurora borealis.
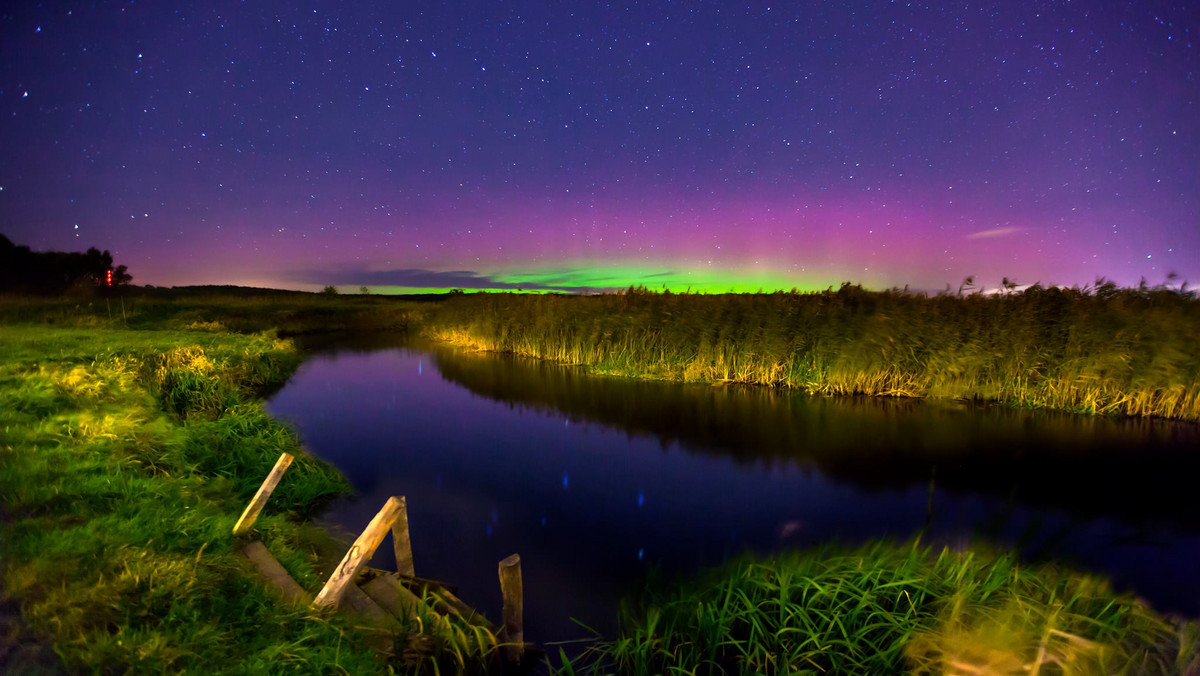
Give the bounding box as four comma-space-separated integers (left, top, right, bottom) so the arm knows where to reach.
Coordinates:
2, 2, 1196, 293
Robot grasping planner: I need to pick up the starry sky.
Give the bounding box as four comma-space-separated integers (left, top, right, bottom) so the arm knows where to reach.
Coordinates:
2, 1, 1196, 293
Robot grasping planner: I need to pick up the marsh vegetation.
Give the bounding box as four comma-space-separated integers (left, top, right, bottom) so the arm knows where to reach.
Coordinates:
421, 281, 1200, 421
561, 541, 1200, 675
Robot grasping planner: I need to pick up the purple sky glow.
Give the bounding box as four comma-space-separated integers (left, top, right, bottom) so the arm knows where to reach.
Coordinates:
2, 2, 1196, 292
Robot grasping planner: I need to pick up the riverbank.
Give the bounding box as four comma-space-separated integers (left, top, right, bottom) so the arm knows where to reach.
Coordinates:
564, 540, 1199, 674
0, 316, 497, 673
419, 284, 1200, 421
0, 325, 381, 671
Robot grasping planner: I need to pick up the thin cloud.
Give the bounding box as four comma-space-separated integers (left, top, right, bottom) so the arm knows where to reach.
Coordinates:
965, 226, 1022, 240
292, 265, 603, 292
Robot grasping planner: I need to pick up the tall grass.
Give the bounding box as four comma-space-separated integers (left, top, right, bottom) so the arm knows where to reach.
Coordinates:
420, 282, 1200, 421
561, 541, 1199, 675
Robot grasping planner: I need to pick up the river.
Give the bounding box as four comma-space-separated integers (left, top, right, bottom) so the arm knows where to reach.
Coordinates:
266, 336, 1200, 642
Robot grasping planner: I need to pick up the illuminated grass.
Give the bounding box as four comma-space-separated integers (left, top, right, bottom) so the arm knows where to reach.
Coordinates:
0, 325, 497, 673
421, 282, 1200, 421
561, 541, 1199, 675
0, 327, 379, 672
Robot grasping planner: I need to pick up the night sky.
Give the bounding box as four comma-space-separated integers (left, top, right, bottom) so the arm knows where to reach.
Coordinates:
2, 2, 1196, 293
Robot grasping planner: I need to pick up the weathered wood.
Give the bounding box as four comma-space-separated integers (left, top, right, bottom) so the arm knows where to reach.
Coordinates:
400, 576, 496, 629
498, 553, 524, 662
391, 496, 415, 576
239, 540, 311, 605
362, 574, 427, 621
339, 584, 401, 655
312, 496, 405, 609
232, 452, 294, 535
361, 573, 458, 635
340, 582, 396, 627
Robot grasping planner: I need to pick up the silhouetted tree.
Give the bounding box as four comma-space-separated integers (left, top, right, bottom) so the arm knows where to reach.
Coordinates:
0, 234, 132, 294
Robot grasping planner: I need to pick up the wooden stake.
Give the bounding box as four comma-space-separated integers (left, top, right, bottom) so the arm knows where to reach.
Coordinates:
392, 496, 415, 577
313, 496, 405, 609
232, 452, 294, 535
498, 553, 524, 662
239, 541, 311, 605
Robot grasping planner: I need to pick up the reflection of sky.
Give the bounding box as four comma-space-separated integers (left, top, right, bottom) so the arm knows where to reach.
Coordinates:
266, 346, 1200, 639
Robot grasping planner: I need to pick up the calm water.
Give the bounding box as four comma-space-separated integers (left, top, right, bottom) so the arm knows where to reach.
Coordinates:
267, 337, 1200, 641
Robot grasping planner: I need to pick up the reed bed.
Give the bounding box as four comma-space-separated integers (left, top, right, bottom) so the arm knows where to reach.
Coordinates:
560, 541, 1199, 675
421, 282, 1200, 421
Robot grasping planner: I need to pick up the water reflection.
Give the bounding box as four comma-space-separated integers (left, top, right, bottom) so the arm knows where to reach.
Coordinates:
429, 344, 1200, 527
269, 338, 1200, 641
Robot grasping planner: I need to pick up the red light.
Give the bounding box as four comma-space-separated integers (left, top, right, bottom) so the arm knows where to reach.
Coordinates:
106, 270, 113, 286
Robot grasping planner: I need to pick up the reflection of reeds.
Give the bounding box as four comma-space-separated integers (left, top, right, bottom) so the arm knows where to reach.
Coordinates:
423, 283, 1200, 421
561, 541, 1199, 675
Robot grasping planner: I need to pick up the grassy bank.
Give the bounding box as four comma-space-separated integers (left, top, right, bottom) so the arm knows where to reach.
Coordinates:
562, 541, 1199, 675
420, 283, 1200, 421
0, 286, 424, 336
0, 325, 382, 672
0, 320, 496, 674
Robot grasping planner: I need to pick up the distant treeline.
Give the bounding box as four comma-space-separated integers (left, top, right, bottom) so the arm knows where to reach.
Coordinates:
0, 234, 131, 294
419, 281, 1200, 421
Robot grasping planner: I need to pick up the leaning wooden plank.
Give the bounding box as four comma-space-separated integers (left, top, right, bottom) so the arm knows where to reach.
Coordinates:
339, 584, 401, 655
239, 541, 311, 605
340, 582, 397, 627
362, 574, 443, 627
232, 452, 294, 535
395, 572, 461, 594
400, 577, 496, 630
433, 585, 496, 629
312, 496, 405, 609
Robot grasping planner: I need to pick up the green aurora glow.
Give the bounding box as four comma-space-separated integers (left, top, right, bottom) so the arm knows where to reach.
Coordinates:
352, 265, 846, 295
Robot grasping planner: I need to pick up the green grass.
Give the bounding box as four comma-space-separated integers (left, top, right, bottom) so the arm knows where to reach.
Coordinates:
419, 282, 1200, 421
0, 285, 423, 336
560, 541, 1200, 675
0, 323, 499, 674
0, 326, 383, 672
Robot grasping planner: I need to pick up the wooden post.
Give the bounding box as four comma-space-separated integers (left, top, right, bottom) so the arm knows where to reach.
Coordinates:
498, 554, 524, 663
392, 496, 415, 577
232, 452, 294, 535
313, 496, 405, 610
